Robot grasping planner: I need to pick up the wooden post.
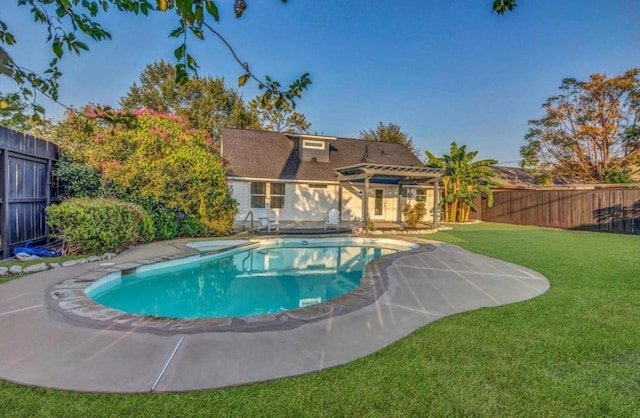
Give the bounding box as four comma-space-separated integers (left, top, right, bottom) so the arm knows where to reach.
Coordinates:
397, 183, 403, 222
45, 159, 52, 243
432, 179, 439, 228
2, 150, 9, 259
362, 176, 370, 225
338, 180, 343, 217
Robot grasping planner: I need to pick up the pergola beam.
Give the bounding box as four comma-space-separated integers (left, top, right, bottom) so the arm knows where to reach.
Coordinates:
362, 169, 439, 178
336, 173, 372, 182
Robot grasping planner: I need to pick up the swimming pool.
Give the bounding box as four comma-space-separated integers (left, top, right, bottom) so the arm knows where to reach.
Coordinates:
85, 238, 418, 319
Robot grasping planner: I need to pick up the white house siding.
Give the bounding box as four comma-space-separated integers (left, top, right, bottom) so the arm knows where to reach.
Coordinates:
230, 178, 437, 223
340, 184, 362, 221
229, 179, 251, 220
230, 179, 339, 222
422, 188, 438, 222
287, 183, 338, 221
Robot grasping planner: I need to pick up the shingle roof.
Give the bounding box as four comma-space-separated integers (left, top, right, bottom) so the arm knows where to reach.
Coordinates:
490, 166, 538, 189
221, 128, 423, 181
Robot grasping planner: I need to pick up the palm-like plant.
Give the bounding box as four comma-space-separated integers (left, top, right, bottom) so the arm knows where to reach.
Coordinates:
425, 142, 498, 222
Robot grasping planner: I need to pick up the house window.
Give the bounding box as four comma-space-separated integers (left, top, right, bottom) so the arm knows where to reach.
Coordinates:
251, 182, 266, 208
303, 139, 325, 150
270, 183, 285, 209
416, 189, 427, 202
251, 182, 285, 209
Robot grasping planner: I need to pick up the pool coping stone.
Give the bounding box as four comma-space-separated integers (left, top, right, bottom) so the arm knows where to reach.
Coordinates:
46, 238, 426, 334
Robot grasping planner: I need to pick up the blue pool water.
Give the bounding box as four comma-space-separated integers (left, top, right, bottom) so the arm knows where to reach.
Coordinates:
86, 239, 416, 319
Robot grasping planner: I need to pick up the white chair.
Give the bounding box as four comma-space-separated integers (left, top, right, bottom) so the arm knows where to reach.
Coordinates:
324, 209, 341, 230
258, 209, 280, 232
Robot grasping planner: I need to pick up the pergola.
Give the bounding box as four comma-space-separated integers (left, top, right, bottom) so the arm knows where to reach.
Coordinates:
334, 163, 443, 227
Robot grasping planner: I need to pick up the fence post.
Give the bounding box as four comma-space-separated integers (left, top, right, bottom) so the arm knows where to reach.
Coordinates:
2, 150, 9, 259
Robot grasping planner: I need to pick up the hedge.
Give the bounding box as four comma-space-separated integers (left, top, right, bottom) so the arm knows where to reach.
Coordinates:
46, 198, 154, 255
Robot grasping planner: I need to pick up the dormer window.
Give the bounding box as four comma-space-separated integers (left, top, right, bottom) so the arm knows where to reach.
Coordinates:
303, 139, 325, 150
289, 133, 335, 163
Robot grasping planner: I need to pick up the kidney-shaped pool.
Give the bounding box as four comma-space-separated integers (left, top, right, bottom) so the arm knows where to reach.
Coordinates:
85, 238, 418, 319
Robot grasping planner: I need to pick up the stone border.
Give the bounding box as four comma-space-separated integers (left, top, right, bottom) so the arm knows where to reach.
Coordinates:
47, 239, 432, 334
0, 252, 117, 276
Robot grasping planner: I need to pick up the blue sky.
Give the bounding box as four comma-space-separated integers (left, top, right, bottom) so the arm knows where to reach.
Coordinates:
1, 1, 639, 165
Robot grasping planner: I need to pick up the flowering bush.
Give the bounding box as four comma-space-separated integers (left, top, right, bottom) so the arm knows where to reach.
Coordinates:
53, 106, 237, 236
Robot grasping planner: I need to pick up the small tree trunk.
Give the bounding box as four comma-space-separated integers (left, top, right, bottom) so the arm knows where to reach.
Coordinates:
463, 204, 470, 222
451, 199, 458, 222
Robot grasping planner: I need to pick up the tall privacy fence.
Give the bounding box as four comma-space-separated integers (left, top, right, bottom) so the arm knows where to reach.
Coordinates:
476, 187, 640, 234
0, 126, 59, 259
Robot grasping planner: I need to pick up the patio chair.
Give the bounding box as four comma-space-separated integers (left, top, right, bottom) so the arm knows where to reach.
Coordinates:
258, 209, 280, 232
324, 208, 341, 230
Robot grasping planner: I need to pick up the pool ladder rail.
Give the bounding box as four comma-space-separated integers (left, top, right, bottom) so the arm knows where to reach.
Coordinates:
242, 211, 256, 237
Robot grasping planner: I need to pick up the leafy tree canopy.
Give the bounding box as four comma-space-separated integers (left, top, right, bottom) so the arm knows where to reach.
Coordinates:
0, 1, 513, 119
425, 142, 498, 222
359, 121, 420, 157
492, 0, 517, 14
120, 60, 259, 137
521, 68, 640, 184
0, 0, 310, 119
248, 94, 311, 133
0, 91, 31, 132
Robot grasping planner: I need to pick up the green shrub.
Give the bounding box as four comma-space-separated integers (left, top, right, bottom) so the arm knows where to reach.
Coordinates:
365, 217, 376, 231
147, 208, 179, 240
402, 202, 427, 227
46, 198, 155, 255
54, 154, 104, 198
177, 215, 208, 237
52, 108, 238, 236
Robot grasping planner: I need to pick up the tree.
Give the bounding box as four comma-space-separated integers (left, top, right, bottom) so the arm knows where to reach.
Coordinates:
359, 121, 420, 157
120, 60, 259, 137
53, 106, 238, 235
521, 68, 640, 183
248, 95, 311, 133
425, 142, 498, 223
0, 1, 513, 118
0, 91, 31, 132
492, 0, 517, 14
0, 1, 311, 118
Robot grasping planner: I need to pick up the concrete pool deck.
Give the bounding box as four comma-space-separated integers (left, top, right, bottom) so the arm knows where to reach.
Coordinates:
0, 237, 550, 393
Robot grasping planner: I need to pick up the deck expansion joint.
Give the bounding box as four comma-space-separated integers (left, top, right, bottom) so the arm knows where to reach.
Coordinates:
0, 304, 44, 316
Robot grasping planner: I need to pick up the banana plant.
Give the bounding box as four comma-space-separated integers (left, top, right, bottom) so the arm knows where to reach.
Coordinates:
425, 142, 499, 222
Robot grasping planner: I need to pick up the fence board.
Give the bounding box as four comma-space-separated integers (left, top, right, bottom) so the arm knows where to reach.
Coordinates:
0, 126, 58, 257
481, 188, 640, 234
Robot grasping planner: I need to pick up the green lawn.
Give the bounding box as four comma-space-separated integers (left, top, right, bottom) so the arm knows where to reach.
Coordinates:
2, 223, 639, 417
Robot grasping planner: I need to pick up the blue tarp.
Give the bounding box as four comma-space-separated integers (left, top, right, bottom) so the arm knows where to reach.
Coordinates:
13, 241, 61, 258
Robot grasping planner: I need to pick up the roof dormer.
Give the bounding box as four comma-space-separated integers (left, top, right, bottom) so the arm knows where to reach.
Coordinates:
286, 133, 337, 163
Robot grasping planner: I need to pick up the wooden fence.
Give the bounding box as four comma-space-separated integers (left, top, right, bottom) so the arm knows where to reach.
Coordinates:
477, 188, 640, 234
0, 126, 59, 259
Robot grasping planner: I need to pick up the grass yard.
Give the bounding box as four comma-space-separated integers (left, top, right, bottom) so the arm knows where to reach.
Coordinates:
1, 223, 639, 417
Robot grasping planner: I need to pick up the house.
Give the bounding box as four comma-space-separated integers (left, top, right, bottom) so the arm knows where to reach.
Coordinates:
490, 166, 538, 189
220, 128, 442, 226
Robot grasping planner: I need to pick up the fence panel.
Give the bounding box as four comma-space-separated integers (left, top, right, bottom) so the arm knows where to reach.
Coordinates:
481, 188, 640, 234
0, 126, 58, 258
